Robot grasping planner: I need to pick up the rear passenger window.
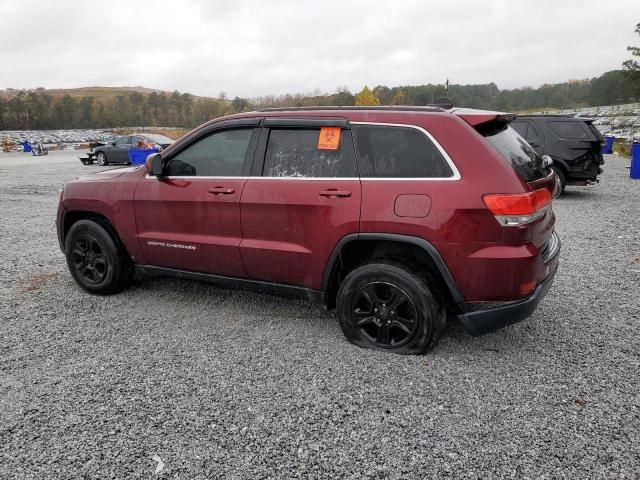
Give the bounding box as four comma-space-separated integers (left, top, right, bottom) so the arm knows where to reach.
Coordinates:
547, 121, 589, 139
352, 125, 453, 178
263, 129, 356, 178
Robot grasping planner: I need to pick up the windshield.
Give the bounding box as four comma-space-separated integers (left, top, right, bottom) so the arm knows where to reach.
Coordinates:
143, 134, 175, 144
478, 124, 548, 182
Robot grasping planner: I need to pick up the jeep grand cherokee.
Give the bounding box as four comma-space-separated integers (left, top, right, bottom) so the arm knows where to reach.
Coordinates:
57, 106, 561, 354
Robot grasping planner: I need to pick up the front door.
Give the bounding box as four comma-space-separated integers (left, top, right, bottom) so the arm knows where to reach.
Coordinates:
240, 122, 361, 290
134, 125, 259, 277
112, 136, 132, 162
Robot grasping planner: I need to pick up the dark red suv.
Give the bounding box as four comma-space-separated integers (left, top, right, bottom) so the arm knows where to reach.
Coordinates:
57, 106, 560, 354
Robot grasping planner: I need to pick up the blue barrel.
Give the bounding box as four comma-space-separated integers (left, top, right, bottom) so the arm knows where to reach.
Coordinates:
127, 148, 157, 165
601, 135, 614, 154
631, 143, 640, 180
21, 141, 32, 153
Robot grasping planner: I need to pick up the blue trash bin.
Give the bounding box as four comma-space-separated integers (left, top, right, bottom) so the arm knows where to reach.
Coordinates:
21, 141, 32, 153
127, 148, 157, 165
602, 135, 614, 154
631, 143, 640, 180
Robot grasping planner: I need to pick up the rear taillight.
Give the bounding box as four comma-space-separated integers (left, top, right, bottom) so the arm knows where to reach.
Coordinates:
483, 188, 552, 226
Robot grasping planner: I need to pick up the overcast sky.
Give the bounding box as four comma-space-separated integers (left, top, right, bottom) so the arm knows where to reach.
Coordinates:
1, 0, 638, 98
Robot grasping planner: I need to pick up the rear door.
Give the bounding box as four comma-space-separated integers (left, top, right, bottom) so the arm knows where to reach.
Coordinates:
134, 120, 260, 276
543, 119, 603, 171
511, 119, 544, 155
239, 118, 361, 289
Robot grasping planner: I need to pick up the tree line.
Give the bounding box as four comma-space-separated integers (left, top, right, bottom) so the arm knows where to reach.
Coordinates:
1, 69, 638, 131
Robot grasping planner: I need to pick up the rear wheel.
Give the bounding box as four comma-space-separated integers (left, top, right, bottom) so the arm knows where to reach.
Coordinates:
336, 262, 445, 355
552, 166, 566, 194
96, 152, 108, 166
65, 219, 133, 294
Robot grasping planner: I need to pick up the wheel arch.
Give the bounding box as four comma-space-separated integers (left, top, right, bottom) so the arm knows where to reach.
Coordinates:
62, 210, 128, 255
322, 233, 464, 310
550, 156, 569, 174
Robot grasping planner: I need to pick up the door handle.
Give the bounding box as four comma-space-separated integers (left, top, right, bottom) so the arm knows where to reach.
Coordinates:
208, 186, 235, 195
319, 189, 351, 198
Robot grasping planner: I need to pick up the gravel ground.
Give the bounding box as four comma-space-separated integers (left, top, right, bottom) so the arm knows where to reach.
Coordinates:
1, 150, 639, 479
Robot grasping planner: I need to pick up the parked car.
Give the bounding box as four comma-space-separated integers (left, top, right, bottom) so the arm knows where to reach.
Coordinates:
57, 106, 560, 354
511, 115, 604, 192
81, 134, 175, 166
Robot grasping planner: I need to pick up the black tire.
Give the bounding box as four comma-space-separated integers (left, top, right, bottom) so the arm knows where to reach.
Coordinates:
336, 261, 445, 355
552, 166, 566, 194
96, 151, 108, 166
64, 219, 133, 295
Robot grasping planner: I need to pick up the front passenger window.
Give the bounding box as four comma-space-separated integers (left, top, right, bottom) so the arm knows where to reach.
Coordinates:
166, 128, 254, 177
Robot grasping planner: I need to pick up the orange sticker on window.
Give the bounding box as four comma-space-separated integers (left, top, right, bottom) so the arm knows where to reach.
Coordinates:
317, 127, 341, 150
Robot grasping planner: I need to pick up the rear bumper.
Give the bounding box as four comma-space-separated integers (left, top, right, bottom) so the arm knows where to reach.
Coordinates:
457, 255, 559, 336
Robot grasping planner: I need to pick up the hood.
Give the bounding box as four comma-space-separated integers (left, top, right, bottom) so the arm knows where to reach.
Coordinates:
77, 166, 142, 182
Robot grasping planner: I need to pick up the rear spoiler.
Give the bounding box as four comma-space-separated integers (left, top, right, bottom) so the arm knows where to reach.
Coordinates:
450, 108, 516, 127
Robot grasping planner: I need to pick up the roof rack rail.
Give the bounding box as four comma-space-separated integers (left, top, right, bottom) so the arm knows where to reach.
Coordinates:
258, 105, 446, 113
516, 114, 574, 118
428, 97, 454, 109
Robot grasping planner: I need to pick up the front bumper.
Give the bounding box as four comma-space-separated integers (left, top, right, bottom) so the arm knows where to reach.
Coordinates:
79, 152, 97, 165
56, 204, 66, 252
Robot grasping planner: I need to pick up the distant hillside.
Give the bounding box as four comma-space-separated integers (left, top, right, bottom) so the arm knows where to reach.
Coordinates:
0, 86, 184, 100
1, 69, 638, 131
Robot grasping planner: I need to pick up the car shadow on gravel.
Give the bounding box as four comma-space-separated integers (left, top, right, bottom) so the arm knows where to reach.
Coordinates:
130, 276, 335, 319
439, 314, 545, 356
556, 189, 599, 200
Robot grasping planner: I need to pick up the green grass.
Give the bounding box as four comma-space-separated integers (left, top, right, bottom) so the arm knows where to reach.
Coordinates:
613, 139, 632, 158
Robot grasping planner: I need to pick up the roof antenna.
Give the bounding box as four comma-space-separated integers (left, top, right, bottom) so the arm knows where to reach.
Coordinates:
428, 79, 453, 109
429, 97, 454, 110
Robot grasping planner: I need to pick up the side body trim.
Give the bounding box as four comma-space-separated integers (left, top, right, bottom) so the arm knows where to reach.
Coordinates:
137, 265, 325, 305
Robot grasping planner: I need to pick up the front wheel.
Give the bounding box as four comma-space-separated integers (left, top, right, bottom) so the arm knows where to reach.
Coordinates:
96, 152, 108, 166
336, 262, 445, 355
65, 219, 133, 294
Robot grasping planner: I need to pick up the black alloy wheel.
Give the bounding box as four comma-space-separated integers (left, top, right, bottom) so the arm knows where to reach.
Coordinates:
351, 281, 418, 348
65, 219, 133, 294
96, 152, 107, 166
70, 233, 109, 285
336, 262, 445, 354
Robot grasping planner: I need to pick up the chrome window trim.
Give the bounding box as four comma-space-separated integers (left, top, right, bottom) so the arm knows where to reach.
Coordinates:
145, 175, 358, 180
146, 122, 461, 182
351, 121, 461, 181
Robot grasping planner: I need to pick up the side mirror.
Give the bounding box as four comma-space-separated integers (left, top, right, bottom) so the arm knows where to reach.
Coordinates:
542, 154, 553, 168
145, 153, 164, 176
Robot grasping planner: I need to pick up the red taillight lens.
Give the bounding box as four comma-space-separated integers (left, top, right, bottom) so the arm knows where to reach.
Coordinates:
483, 189, 552, 226
483, 189, 551, 215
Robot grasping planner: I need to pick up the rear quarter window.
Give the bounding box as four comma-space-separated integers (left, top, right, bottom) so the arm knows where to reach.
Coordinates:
352, 125, 453, 178
547, 121, 591, 139
478, 124, 548, 182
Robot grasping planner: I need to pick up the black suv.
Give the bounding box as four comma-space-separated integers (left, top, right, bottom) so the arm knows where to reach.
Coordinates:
511, 115, 604, 192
